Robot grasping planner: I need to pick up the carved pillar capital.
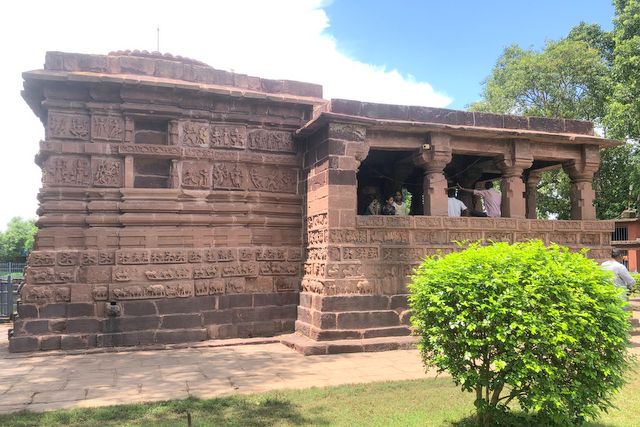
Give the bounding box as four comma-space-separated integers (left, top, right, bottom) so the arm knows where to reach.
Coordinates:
496, 142, 533, 219
524, 169, 544, 219
413, 132, 452, 173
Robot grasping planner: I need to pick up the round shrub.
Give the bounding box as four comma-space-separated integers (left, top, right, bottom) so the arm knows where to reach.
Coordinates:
409, 240, 631, 426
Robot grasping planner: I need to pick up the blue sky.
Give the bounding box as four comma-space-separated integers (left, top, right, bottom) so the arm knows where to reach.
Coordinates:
325, 0, 615, 108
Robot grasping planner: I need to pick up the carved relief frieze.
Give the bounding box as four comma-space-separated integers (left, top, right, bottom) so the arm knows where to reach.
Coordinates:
580, 233, 600, 245
381, 247, 425, 262
329, 229, 368, 244
342, 247, 379, 260
259, 261, 299, 275
221, 262, 258, 277
248, 166, 297, 193
256, 248, 287, 261
239, 249, 255, 261
553, 221, 582, 231
369, 230, 409, 244
307, 213, 328, 230
91, 116, 124, 141
205, 248, 236, 262
91, 158, 123, 187
150, 250, 188, 264
181, 121, 210, 147
145, 266, 191, 281
307, 230, 327, 246
99, 251, 115, 265
327, 263, 363, 279
195, 279, 225, 296
412, 230, 447, 244
449, 232, 483, 242
119, 144, 181, 156
188, 250, 203, 263
48, 113, 90, 140
181, 161, 211, 189
80, 251, 99, 266
307, 248, 327, 261
550, 233, 578, 245
582, 220, 615, 232
23, 285, 71, 303
193, 264, 220, 279
29, 252, 56, 267
275, 277, 298, 292
413, 217, 443, 228
210, 125, 246, 149
56, 251, 78, 266
225, 278, 245, 293
356, 216, 385, 228
28, 267, 74, 284
247, 129, 295, 153
111, 282, 193, 300
385, 216, 412, 228
212, 162, 245, 189
303, 262, 326, 277
116, 250, 150, 265
43, 156, 91, 187
484, 232, 513, 243
112, 267, 132, 282
442, 218, 470, 229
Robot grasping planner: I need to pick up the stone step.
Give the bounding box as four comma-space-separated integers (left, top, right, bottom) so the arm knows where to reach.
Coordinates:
281, 332, 418, 356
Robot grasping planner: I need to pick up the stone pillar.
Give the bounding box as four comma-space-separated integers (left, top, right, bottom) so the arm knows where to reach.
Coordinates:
498, 140, 533, 219
563, 145, 599, 220
525, 170, 542, 219
414, 133, 452, 216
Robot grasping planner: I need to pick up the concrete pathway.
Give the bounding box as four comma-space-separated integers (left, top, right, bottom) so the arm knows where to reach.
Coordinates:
0, 325, 431, 414
1, 304, 638, 415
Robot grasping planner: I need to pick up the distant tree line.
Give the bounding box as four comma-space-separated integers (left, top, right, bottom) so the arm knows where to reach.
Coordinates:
0, 217, 36, 262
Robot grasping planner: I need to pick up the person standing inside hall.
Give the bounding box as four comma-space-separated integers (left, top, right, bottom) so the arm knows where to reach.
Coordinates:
392, 190, 409, 216
457, 181, 501, 217
447, 188, 468, 217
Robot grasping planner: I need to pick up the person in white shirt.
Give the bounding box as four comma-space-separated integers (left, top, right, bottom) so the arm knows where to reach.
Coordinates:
602, 248, 635, 308
392, 191, 409, 216
447, 188, 468, 217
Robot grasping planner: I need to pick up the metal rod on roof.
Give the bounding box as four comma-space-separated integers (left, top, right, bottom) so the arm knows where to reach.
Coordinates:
157, 26, 160, 52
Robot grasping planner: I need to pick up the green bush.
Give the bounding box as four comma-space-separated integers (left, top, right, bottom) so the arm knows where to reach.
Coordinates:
409, 240, 632, 426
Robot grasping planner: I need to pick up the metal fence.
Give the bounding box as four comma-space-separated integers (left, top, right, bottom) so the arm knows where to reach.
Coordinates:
0, 262, 24, 318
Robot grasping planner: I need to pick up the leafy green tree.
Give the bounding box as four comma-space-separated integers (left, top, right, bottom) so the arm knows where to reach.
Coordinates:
536, 169, 571, 220
468, 39, 609, 120
0, 217, 37, 262
606, 0, 640, 141
410, 241, 631, 426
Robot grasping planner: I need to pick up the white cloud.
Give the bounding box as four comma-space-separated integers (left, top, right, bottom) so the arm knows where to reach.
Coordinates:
0, 0, 451, 230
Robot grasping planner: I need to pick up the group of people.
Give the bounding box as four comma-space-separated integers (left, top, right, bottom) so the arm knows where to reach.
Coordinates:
447, 181, 502, 218
365, 182, 502, 218
366, 191, 410, 216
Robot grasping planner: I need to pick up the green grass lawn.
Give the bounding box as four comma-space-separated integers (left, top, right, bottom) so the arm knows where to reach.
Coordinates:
1, 373, 639, 427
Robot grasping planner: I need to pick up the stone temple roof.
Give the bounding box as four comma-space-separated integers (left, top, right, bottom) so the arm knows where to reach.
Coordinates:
25, 51, 608, 141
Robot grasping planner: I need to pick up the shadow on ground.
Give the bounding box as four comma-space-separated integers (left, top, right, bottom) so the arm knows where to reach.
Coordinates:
0, 395, 331, 427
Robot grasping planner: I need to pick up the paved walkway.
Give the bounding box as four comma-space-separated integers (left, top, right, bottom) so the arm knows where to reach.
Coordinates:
1, 305, 638, 415
0, 325, 430, 414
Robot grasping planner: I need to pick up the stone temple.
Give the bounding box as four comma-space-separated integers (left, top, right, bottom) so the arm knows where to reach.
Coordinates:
10, 51, 619, 353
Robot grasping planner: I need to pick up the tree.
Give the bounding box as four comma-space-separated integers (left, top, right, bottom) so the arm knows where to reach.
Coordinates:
468, 39, 610, 120
0, 217, 37, 262
409, 241, 631, 426
467, 26, 640, 219
606, 0, 640, 141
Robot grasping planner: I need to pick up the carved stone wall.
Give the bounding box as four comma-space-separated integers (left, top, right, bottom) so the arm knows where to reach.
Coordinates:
11, 52, 322, 352
296, 215, 614, 342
